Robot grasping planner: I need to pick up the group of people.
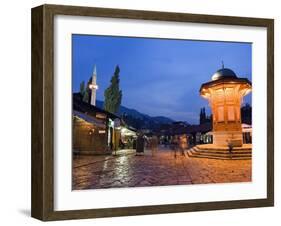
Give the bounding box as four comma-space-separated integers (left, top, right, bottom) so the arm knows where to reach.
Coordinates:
135, 134, 159, 156
135, 133, 188, 157
171, 134, 188, 157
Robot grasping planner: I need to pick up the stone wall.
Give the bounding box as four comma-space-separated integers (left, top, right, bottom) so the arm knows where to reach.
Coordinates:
212, 131, 243, 147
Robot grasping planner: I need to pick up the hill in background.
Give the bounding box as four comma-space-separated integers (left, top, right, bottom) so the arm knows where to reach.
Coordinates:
96, 100, 174, 130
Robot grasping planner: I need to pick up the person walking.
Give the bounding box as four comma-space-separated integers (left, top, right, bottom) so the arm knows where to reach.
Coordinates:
151, 135, 158, 156
227, 140, 233, 159
179, 134, 188, 156
172, 135, 179, 158
136, 133, 145, 156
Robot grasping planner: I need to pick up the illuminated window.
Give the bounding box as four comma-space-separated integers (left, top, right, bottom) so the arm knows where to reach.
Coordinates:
225, 88, 234, 101
236, 106, 241, 120
228, 106, 235, 121
215, 89, 224, 102
217, 106, 224, 122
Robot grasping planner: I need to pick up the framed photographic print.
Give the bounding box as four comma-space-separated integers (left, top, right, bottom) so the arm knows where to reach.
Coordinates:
31, 4, 274, 221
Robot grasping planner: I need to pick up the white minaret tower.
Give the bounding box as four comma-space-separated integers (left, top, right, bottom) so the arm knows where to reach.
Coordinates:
89, 65, 98, 106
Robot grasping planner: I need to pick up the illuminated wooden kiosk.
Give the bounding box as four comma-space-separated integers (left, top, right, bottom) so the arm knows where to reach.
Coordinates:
188, 67, 252, 159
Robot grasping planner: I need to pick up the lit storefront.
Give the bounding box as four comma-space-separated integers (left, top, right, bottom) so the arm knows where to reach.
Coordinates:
73, 94, 121, 155
73, 93, 137, 154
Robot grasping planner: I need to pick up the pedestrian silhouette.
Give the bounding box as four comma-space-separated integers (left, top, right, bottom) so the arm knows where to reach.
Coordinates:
136, 133, 145, 156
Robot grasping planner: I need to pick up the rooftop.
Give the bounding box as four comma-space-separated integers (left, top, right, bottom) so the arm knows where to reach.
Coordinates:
211, 68, 237, 81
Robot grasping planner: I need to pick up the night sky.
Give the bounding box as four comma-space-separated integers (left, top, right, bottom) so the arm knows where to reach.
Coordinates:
72, 34, 252, 124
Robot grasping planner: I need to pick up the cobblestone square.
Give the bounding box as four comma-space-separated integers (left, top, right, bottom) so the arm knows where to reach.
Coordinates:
73, 146, 252, 190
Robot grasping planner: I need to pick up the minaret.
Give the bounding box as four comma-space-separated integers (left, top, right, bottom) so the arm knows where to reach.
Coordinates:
89, 65, 98, 106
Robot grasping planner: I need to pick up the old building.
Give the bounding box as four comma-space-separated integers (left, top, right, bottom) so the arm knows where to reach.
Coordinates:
73, 93, 121, 155
200, 67, 252, 146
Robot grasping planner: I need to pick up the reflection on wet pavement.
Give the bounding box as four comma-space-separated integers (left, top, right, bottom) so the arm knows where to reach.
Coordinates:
72, 147, 251, 190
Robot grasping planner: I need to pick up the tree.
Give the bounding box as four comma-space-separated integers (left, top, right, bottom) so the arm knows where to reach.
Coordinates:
104, 65, 122, 113
79, 81, 85, 96
81, 77, 92, 104
79, 80, 90, 103
82, 87, 89, 103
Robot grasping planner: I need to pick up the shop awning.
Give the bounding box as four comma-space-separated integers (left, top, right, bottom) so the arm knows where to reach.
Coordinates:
73, 110, 106, 128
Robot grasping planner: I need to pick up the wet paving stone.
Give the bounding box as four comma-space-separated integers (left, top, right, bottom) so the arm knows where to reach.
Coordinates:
72, 147, 251, 190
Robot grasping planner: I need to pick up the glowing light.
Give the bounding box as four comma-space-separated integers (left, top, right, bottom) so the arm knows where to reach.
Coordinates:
108, 119, 114, 127
201, 93, 210, 99
244, 88, 251, 96
200, 70, 252, 146
89, 84, 98, 89
120, 127, 136, 137
88, 128, 95, 135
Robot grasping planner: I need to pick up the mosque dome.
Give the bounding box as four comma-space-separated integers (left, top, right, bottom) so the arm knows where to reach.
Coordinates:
211, 68, 237, 81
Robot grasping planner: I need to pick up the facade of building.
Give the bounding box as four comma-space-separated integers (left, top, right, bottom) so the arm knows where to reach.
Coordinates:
242, 123, 252, 144
73, 93, 137, 154
73, 93, 121, 155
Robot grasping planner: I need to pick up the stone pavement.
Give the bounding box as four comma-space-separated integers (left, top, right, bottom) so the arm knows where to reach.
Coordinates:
72, 146, 251, 190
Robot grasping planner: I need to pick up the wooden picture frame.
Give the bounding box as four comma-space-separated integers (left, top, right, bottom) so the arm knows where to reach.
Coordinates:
31, 4, 274, 221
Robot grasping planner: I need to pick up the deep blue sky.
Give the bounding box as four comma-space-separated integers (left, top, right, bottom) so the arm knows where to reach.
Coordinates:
72, 34, 252, 124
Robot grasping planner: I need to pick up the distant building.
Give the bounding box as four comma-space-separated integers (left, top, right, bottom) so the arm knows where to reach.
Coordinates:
242, 123, 252, 144
199, 107, 212, 125
73, 93, 120, 155
156, 122, 212, 146
241, 103, 252, 125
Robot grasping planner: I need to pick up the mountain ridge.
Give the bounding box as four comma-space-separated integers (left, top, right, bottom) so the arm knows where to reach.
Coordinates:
96, 100, 174, 129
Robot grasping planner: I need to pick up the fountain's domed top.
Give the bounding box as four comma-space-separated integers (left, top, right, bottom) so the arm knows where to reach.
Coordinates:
211, 68, 237, 81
